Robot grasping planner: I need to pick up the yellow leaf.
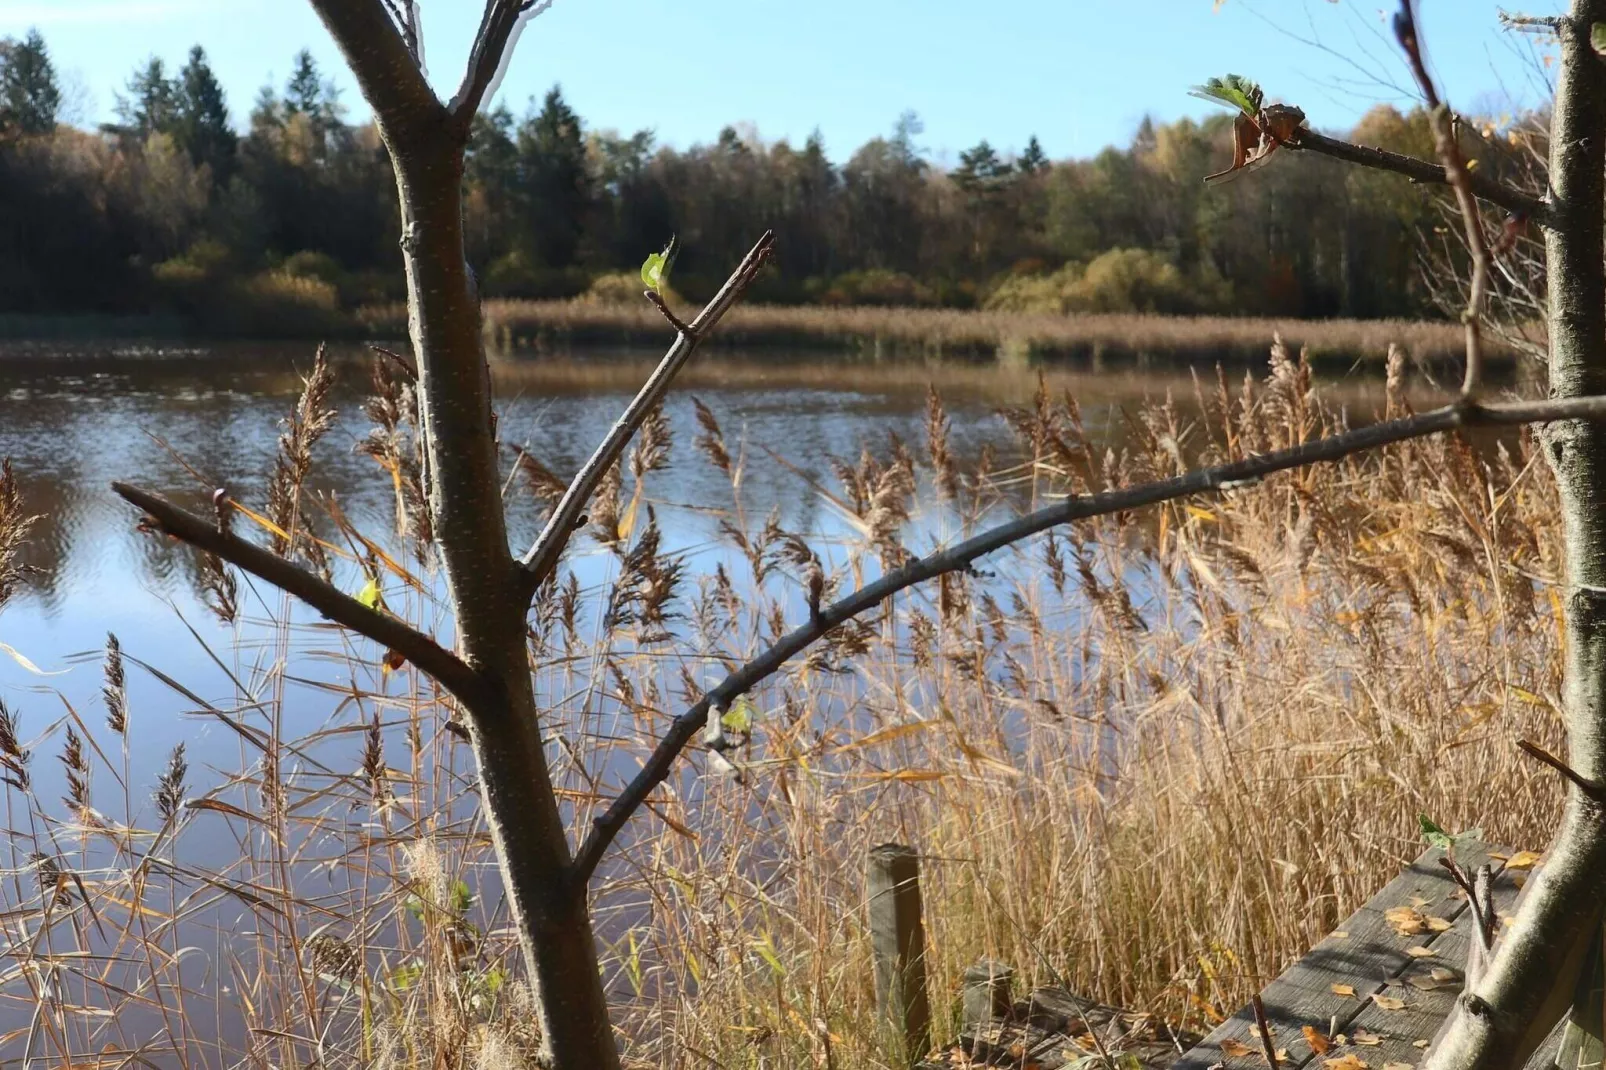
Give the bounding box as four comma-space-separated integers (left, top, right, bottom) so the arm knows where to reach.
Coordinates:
1325, 1056, 1369, 1070
1425, 916, 1452, 932
1186, 505, 1218, 522
1220, 1038, 1256, 1058
1372, 995, 1407, 1011
1331, 983, 1356, 997
1331, 930, 1350, 939
1505, 850, 1542, 870
1303, 1026, 1332, 1054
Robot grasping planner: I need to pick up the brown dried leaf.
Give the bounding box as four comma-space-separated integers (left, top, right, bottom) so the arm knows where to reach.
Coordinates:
1425, 916, 1452, 932
1383, 1063, 1415, 1070
1430, 967, 1457, 983
1352, 1030, 1383, 1047
1324, 1056, 1369, 1070
1220, 1038, 1257, 1058
1303, 1026, 1331, 1055
1372, 995, 1407, 1012
1406, 946, 1436, 958
1331, 983, 1356, 998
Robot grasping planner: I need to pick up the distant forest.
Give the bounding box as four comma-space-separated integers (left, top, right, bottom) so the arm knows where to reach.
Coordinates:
0, 29, 1539, 328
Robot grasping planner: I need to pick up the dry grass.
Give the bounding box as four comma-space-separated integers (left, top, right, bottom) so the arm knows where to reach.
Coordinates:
358, 299, 1527, 370
0, 341, 1569, 1068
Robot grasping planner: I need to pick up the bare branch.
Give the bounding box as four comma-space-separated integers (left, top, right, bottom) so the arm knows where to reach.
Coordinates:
1394, 0, 1495, 396
306, 0, 444, 141
519, 231, 777, 596
1498, 11, 1568, 33
572, 393, 1606, 882
110, 482, 487, 707
450, 0, 525, 133
1518, 738, 1606, 800
1292, 128, 1553, 230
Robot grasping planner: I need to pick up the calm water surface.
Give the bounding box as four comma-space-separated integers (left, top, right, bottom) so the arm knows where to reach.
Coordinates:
0, 340, 1395, 1048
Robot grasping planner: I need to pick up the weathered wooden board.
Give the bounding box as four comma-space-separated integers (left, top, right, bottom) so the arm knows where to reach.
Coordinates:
1172, 841, 1565, 1070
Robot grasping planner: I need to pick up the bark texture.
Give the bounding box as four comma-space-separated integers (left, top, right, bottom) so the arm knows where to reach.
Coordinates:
1423, 6, 1606, 1070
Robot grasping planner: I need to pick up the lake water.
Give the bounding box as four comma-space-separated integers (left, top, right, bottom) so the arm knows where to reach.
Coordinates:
0, 340, 1404, 1056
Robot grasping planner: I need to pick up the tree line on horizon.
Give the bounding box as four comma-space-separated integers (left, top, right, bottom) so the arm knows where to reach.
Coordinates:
0, 28, 1532, 329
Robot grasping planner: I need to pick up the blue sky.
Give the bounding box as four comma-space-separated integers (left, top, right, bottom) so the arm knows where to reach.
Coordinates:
0, 0, 1566, 164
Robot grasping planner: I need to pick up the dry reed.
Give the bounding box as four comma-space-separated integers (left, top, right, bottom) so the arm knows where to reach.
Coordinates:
357, 300, 1527, 370
0, 340, 1570, 1069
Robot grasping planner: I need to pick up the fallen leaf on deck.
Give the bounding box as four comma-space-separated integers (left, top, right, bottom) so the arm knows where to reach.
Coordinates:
1331, 984, 1357, 997
1324, 1055, 1369, 1070
1220, 1038, 1256, 1058
1425, 917, 1452, 932
1430, 967, 1457, 983
1506, 850, 1542, 869
1385, 907, 1427, 936
1277, 1049, 1290, 1062
1406, 974, 1449, 991
1303, 1026, 1332, 1054
1383, 1063, 1415, 1070
1409, 896, 1430, 908
1406, 946, 1436, 958
1352, 1030, 1383, 1046
1331, 930, 1350, 939
1372, 995, 1407, 1011
1413, 1041, 1431, 1049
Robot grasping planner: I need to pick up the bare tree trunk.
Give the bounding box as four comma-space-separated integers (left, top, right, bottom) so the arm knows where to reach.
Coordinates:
1424, 6, 1606, 1069
392, 150, 622, 1068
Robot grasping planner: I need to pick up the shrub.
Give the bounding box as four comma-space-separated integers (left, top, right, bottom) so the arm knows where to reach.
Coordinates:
813, 269, 939, 308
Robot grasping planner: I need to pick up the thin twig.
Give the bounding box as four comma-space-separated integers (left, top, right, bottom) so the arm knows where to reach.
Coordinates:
519, 231, 776, 596
1251, 995, 1280, 1070
645, 290, 694, 336
1394, 0, 1495, 397
1517, 738, 1606, 800
1292, 129, 1551, 230
570, 392, 1606, 881
1498, 10, 1567, 33
109, 481, 487, 707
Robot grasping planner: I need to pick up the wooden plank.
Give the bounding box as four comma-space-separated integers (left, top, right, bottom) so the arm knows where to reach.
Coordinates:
1172, 842, 1506, 1070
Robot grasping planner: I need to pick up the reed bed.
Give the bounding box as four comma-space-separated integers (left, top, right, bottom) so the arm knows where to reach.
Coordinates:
357, 299, 1529, 371
0, 340, 1568, 1069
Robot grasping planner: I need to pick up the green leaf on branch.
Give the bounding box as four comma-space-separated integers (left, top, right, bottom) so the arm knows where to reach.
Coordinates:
721, 695, 757, 735
640, 235, 678, 294
356, 577, 383, 610
1419, 813, 1482, 852
1593, 23, 1606, 55
1188, 74, 1264, 118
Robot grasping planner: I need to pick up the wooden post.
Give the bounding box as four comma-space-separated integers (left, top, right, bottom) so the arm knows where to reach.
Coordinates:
962, 959, 1015, 1030
868, 843, 932, 1065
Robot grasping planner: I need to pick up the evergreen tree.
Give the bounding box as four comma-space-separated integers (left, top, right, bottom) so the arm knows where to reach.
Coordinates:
955, 139, 1009, 192
1018, 135, 1048, 175
517, 86, 590, 269
174, 46, 237, 181
115, 58, 179, 139
284, 50, 327, 119
0, 29, 62, 137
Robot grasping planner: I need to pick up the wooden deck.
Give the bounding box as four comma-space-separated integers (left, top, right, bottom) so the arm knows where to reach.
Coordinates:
1174, 840, 1562, 1070
920, 841, 1567, 1070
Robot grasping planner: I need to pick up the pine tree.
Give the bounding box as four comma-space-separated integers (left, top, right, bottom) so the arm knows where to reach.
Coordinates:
1018, 135, 1049, 175
115, 57, 179, 138
0, 29, 62, 136
284, 50, 326, 118
517, 86, 590, 269
175, 46, 237, 181
955, 139, 1009, 193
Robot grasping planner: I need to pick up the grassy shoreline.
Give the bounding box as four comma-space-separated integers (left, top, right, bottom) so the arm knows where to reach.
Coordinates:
3, 304, 1529, 374
365, 300, 1527, 371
